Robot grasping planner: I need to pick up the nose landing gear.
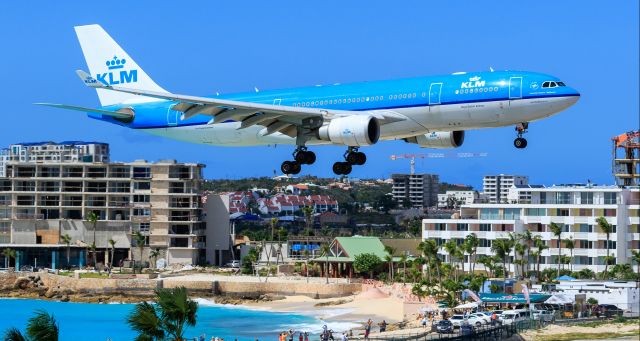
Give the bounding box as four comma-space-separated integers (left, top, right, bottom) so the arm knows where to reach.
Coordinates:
333, 147, 367, 175
514, 122, 529, 149
281, 147, 316, 175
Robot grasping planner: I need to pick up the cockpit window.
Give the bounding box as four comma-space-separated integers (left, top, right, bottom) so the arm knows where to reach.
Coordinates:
542, 81, 564, 88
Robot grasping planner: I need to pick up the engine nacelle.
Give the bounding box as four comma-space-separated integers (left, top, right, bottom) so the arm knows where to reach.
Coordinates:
404, 131, 465, 148
317, 115, 380, 146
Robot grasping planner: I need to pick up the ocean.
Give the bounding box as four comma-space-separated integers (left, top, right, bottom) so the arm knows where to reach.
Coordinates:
0, 298, 351, 341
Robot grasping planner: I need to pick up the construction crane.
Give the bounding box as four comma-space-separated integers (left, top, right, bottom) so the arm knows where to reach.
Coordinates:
612, 130, 639, 187
390, 152, 488, 174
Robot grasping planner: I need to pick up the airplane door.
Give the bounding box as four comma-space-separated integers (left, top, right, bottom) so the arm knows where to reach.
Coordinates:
429, 83, 443, 105
509, 77, 522, 99
167, 108, 180, 126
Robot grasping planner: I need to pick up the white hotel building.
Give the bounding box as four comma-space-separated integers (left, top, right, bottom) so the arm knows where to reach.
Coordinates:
423, 185, 640, 275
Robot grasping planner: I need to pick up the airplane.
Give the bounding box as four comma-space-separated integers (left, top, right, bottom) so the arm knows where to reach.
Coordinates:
39, 24, 580, 175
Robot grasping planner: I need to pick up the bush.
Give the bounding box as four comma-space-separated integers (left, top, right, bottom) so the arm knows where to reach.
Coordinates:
353, 253, 382, 278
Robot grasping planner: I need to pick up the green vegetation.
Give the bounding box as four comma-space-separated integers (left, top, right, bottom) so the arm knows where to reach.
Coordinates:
353, 253, 382, 278
3, 310, 59, 341
127, 287, 198, 341
2, 248, 16, 268
531, 331, 639, 341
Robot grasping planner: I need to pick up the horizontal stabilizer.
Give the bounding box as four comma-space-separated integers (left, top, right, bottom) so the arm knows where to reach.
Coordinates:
76, 70, 107, 88
35, 103, 133, 119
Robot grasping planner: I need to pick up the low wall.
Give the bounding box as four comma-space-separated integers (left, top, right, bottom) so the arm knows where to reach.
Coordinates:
42, 274, 160, 295
215, 281, 362, 299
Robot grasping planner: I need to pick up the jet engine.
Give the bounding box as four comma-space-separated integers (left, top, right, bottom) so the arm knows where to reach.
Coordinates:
317, 115, 380, 146
404, 131, 465, 148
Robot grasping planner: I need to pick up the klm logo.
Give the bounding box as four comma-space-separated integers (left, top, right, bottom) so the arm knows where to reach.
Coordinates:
95, 56, 138, 85
461, 76, 485, 89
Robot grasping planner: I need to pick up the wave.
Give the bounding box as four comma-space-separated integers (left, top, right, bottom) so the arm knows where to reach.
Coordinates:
271, 321, 362, 334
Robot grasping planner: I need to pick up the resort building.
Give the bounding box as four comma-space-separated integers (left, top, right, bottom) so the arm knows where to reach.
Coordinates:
437, 190, 478, 209
482, 174, 528, 204
391, 173, 439, 208
423, 184, 640, 275
0, 144, 207, 269
0, 141, 110, 177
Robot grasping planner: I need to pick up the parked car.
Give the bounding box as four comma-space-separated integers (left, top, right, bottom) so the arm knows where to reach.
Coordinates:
470, 312, 491, 324
500, 310, 528, 325
225, 260, 240, 268
532, 310, 556, 323
450, 315, 484, 328
597, 304, 623, 317
435, 320, 454, 334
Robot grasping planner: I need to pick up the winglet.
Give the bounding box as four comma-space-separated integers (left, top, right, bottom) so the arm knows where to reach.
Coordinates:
76, 70, 108, 88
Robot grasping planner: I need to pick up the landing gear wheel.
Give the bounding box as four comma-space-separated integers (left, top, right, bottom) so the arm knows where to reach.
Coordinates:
332, 162, 352, 175
281, 161, 301, 175
295, 151, 316, 165
345, 151, 366, 165
354, 152, 366, 165
514, 137, 528, 149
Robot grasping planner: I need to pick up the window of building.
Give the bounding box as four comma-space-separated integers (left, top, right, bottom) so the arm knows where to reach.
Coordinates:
479, 224, 491, 232
132, 167, 151, 179
435, 223, 446, 231
556, 192, 571, 204
133, 208, 150, 216
526, 208, 546, 216
558, 209, 570, 216
540, 192, 547, 204
133, 182, 151, 191
603, 208, 616, 217
480, 208, 500, 220
580, 192, 593, 204
578, 224, 592, 233
456, 223, 468, 231
604, 192, 617, 205
578, 208, 592, 216
133, 195, 150, 203
479, 239, 491, 247
503, 208, 521, 220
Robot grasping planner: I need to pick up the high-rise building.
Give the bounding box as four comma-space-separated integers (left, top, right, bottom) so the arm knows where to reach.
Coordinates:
482, 174, 528, 203
423, 184, 640, 276
391, 173, 439, 208
0, 143, 206, 269
0, 141, 109, 177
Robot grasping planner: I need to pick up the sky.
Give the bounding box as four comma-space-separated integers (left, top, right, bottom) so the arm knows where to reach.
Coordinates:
0, 1, 638, 188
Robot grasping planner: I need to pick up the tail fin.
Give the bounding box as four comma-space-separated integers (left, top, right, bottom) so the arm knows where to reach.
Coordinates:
74, 24, 167, 106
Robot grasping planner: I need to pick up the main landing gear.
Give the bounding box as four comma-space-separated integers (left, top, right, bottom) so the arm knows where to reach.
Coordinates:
514, 122, 529, 149
333, 147, 367, 175
281, 147, 316, 175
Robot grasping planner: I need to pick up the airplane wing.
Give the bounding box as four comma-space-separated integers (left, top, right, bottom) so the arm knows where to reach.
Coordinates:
75, 70, 406, 138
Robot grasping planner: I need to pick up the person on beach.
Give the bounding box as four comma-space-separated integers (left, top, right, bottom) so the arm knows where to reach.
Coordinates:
364, 319, 372, 340
421, 315, 427, 328
341, 332, 348, 341
304, 332, 309, 341
378, 320, 387, 333
288, 329, 294, 341
298, 331, 303, 341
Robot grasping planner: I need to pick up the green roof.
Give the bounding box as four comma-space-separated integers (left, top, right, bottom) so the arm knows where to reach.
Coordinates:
313, 236, 389, 262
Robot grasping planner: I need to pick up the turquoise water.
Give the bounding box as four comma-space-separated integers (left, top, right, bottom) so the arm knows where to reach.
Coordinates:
0, 298, 323, 341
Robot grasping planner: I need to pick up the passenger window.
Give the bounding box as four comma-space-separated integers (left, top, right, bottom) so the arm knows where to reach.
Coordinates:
550, 82, 557, 88
542, 82, 549, 88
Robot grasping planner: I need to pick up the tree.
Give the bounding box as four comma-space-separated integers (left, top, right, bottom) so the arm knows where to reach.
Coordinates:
127, 287, 198, 341
108, 238, 116, 268
596, 216, 614, 279
533, 236, 548, 281
133, 231, 147, 269
586, 297, 598, 305
384, 245, 397, 281
149, 249, 160, 269
269, 217, 278, 241
353, 253, 382, 279
632, 250, 640, 278
563, 238, 575, 272
549, 222, 563, 278
477, 255, 494, 278
464, 233, 479, 275
3, 309, 59, 341
443, 241, 459, 281
86, 211, 99, 267
60, 234, 72, 269
515, 242, 526, 278
302, 206, 314, 231
2, 248, 16, 269
491, 239, 510, 292
508, 233, 520, 277
576, 268, 595, 279
319, 243, 331, 284
399, 253, 408, 284
521, 230, 533, 277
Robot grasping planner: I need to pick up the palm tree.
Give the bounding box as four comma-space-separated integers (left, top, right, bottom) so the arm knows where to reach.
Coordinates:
521, 230, 533, 276
515, 243, 526, 277
60, 234, 72, 269
533, 236, 548, 280
491, 239, 510, 292
632, 250, 640, 278
149, 249, 160, 269
564, 238, 575, 272
133, 231, 147, 269
2, 248, 16, 269
596, 216, 614, 278
108, 239, 116, 268
464, 233, 479, 275
384, 245, 397, 281
127, 287, 198, 341
478, 255, 494, 277
86, 211, 99, 267
3, 309, 59, 341
399, 253, 408, 284
302, 206, 314, 231
549, 222, 563, 278
508, 232, 520, 277
269, 217, 278, 241
443, 240, 459, 281
319, 243, 330, 284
